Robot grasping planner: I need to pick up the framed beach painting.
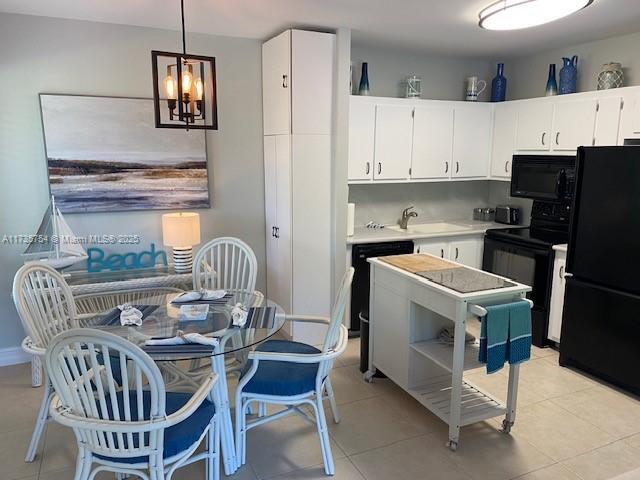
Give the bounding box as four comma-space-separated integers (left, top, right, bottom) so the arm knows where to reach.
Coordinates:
39, 94, 209, 213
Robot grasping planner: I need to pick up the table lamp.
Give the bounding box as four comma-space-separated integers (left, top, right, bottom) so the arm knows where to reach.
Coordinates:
161, 212, 201, 273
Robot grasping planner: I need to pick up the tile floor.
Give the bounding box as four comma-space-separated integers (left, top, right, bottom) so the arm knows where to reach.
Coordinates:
2, 338, 640, 480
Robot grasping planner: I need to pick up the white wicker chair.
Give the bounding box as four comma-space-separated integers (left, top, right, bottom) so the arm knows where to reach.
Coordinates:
193, 237, 258, 293
74, 287, 183, 321
235, 268, 354, 476
12, 262, 79, 462
191, 238, 262, 375
45, 328, 220, 480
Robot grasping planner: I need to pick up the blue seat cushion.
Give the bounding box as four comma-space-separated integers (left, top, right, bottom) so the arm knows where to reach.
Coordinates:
95, 391, 215, 464
241, 339, 321, 397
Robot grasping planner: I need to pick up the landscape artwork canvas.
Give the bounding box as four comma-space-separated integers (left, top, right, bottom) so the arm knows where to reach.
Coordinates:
40, 94, 209, 213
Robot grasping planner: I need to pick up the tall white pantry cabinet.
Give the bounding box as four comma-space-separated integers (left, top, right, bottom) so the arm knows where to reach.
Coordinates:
262, 29, 336, 345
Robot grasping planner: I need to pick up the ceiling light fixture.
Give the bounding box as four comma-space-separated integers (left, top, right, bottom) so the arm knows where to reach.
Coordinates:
479, 0, 594, 31
151, 0, 218, 130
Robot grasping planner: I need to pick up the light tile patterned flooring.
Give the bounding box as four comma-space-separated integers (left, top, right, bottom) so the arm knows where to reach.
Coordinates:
2, 338, 640, 480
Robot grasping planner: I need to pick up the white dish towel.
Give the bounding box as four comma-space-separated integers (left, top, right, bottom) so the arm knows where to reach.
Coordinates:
118, 304, 143, 327
145, 331, 219, 347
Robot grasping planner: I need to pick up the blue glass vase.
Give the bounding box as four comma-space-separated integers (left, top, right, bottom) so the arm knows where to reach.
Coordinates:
490, 63, 507, 102
358, 62, 370, 96
545, 64, 558, 96
559, 55, 578, 95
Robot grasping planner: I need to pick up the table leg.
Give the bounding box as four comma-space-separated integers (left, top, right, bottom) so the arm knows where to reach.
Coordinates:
502, 363, 520, 433
447, 302, 467, 451
211, 353, 237, 475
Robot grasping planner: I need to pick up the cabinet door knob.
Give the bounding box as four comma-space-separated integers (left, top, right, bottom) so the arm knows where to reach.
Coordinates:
505, 160, 510, 173
272, 226, 276, 238
541, 132, 546, 145
555, 132, 560, 145
417, 247, 421, 254
455, 162, 459, 174
559, 265, 564, 280
440, 248, 444, 258
455, 247, 459, 260
282, 74, 288, 88
365, 162, 370, 175
445, 161, 449, 173
377, 162, 382, 175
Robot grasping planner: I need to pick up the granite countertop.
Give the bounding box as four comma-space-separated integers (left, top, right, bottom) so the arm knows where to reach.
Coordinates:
416, 267, 517, 294
347, 220, 506, 245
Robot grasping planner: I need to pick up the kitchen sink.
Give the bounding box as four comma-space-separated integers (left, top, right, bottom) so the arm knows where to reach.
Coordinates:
388, 221, 479, 235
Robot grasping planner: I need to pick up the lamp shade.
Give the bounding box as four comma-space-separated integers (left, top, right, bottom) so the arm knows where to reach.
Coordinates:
162, 212, 201, 248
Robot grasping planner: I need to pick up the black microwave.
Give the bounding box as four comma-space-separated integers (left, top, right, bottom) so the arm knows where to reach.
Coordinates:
510, 155, 576, 202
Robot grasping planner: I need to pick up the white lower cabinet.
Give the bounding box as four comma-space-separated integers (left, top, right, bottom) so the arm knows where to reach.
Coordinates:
547, 247, 567, 343
414, 240, 448, 259
414, 236, 483, 269
449, 238, 482, 269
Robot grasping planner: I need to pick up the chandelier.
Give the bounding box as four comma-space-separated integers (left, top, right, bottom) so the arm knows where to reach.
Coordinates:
151, 0, 218, 130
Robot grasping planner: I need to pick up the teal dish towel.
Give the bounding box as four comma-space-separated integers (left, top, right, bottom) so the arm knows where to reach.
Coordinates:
478, 300, 531, 374
507, 300, 532, 365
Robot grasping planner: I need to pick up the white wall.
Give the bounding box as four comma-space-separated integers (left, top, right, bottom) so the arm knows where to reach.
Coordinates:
351, 42, 494, 101
0, 13, 265, 351
505, 30, 640, 100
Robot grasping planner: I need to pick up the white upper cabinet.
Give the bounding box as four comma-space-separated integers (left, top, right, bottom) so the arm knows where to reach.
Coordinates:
411, 106, 453, 180
374, 105, 413, 180
618, 93, 640, 141
552, 99, 598, 151
348, 98, 376, 181
593, 96, 623, 146
515, 101, 554, 151
490, 102, 518, 179
262, 29, 334, 136
291, 30, 335, 135
452, 104, 492, 178
262, 30, 291, 135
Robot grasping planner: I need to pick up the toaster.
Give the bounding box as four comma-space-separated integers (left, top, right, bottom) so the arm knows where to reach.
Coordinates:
495, 205, 520, 225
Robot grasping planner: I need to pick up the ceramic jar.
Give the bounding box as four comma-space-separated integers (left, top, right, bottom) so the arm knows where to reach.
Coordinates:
597, 63, 624, 90
491, 63, 507, 102
559, 55, 578, 95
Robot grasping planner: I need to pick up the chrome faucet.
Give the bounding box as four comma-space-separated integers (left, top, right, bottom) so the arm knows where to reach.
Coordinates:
399, 206, 418, 229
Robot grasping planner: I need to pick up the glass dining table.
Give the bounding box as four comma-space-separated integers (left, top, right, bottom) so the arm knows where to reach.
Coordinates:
81, 289, 286, 476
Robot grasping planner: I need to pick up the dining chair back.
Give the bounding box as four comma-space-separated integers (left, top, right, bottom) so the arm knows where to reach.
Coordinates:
45, 328, 220, 480
13, 262, 78, 349
192, 237, 257, 293
13, 262, 79, 462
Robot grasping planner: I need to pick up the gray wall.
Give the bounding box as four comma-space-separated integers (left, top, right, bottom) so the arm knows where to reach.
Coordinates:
351, 43, 494, 101
505, 30, 640, 100
0, 13, 265, 351
349, 182, 492, 227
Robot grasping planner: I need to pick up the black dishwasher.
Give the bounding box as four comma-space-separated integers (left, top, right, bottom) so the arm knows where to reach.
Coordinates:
351, 241, 414, 373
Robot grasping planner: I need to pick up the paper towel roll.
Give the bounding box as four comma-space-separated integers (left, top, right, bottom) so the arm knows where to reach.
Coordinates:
347, 203, 355, 236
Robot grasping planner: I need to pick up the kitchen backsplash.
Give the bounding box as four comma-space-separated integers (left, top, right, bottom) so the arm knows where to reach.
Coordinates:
349, 182, 491, 226
349, 181, 533, 227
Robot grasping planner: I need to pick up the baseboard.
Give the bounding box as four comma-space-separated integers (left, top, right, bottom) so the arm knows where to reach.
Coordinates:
0, 347, 30, 367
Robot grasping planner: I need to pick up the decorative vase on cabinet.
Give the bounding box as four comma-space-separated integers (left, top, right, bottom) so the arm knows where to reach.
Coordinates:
545, 64, 558, 96
490, 63, 507, 102
358, 62, 370, 96
559, 55, 578, 95
597, 62, 624, 90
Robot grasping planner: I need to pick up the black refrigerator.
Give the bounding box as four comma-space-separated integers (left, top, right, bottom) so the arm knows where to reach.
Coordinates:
560, 146, 640, 395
